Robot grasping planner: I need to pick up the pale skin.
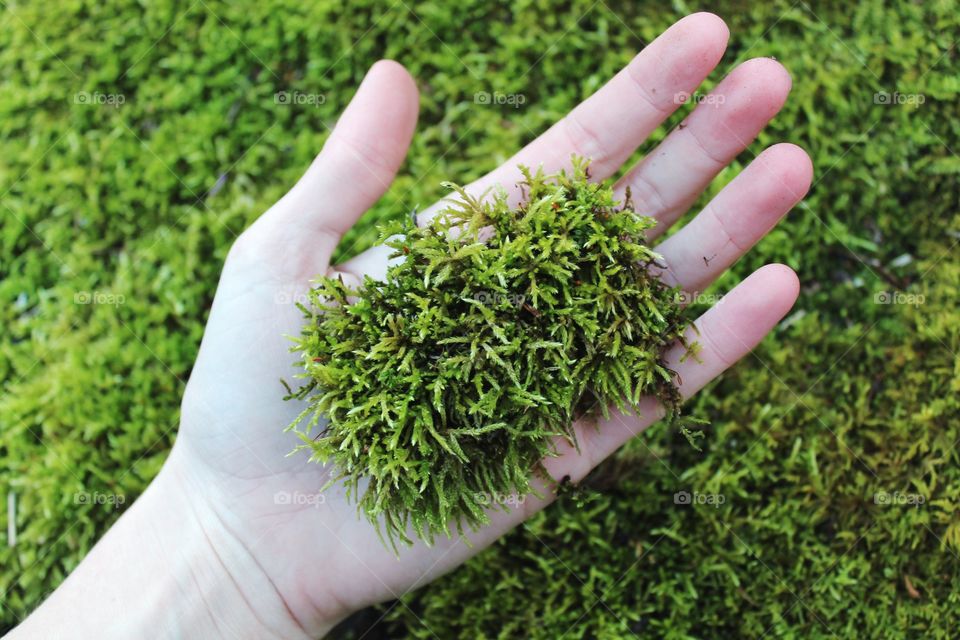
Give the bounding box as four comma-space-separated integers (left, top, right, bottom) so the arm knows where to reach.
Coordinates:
9, 13, 812, 639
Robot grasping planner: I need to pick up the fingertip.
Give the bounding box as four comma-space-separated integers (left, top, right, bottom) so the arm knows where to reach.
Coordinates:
681, 12, 730, 48
767, 56, 793, 91
332, 59, 419, 167
762, 261, 800, 288
364, 59, 420, 117
658, 12, 729, 72
692, 264, 799, 368
758, 143, 814, 203
664, 262, 799, 398
369, 58, 408, 75
774, 142, 814, 189
745, 263, 801, 319
677, 58, 792, 164
366, 59, 408, 84
368, 59, 417, 90
731, 58, 793, 108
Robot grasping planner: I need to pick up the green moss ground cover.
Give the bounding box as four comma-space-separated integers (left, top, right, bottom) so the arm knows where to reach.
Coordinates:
1, 1, 958, 637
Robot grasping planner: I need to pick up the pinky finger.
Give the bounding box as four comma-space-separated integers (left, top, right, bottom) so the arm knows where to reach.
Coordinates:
545, 263, 801, 483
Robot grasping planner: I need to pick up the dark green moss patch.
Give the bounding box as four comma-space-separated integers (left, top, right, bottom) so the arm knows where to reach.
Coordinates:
289, 159, 692, 545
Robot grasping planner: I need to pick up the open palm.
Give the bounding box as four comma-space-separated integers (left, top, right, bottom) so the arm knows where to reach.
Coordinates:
169, 13, 811, 637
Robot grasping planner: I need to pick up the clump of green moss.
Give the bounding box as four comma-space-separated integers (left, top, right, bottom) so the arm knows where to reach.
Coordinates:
288, 158, 692, 546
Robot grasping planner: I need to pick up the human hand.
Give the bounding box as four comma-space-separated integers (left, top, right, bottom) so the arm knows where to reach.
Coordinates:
12, 12, 812, 639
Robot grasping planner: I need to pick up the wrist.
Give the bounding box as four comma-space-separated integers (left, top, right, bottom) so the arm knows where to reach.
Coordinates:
9, 447, 316, 639
143, 452, 319, 639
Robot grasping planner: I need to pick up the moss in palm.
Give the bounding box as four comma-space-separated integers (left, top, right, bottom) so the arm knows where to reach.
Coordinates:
288, 157, 693, 546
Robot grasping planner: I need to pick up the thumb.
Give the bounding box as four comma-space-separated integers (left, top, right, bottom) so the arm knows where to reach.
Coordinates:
236, 60, 420, 275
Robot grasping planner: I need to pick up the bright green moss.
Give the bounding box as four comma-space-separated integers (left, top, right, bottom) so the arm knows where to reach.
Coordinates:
289, 159, 692, 545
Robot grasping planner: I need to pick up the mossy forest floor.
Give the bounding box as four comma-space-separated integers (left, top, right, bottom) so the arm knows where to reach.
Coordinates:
1, 1, 959, 637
